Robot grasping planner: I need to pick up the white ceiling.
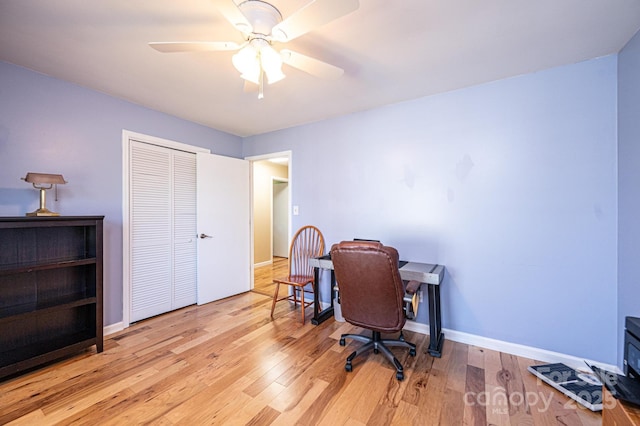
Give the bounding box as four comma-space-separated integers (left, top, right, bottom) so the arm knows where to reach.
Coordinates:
1, 0, 639, 137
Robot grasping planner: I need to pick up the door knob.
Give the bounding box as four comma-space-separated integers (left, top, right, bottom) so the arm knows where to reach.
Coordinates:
199, 233, 212, 239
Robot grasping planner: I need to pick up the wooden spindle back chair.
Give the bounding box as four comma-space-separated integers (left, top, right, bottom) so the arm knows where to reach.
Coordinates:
270, 225, 325, 324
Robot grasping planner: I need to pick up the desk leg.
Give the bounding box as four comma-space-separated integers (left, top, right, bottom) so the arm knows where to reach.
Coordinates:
311, 267, 335, 325
427, 283, 444, 357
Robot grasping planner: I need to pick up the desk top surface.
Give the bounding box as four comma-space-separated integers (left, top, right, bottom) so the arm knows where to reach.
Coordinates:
309, 255, 445, 285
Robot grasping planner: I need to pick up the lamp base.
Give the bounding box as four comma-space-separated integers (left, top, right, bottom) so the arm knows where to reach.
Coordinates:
26, 208, 60, 217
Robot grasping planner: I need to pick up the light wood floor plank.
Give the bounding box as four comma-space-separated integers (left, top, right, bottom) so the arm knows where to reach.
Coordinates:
40, 367, 159, 423
6, 409, 46, 426
500, 352, 536, 425
389, 399, 420, 426
270, 377, 329, 425
96, 369, 209, 426
463, 364, 487, 426
485, 347, 513, 426
233, 382, 287, 424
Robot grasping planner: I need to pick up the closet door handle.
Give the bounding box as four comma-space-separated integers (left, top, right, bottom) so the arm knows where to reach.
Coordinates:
199, 233, 213, 239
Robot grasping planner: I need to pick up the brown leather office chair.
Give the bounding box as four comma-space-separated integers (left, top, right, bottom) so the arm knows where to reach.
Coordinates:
330, 241, 419, 380
270, 225, 325, 324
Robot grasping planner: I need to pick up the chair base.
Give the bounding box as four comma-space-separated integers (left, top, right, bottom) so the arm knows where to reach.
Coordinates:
340, 331, 416, 381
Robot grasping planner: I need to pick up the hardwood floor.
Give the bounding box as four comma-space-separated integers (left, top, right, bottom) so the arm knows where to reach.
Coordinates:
0, 260, 601, 425
252, 256, 288, 298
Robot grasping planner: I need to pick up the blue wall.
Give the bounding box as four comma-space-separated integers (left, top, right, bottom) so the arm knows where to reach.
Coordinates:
0, 61, 242, 326
0, 52, 625, 364
618, 30, 640, 364
244, 56, 619, 363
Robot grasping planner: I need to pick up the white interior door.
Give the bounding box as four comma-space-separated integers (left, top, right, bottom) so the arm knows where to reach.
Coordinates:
172, 152, 198, 309
129, 142, 197, 322
130, 142, 172, 321
197, 153, 251, 304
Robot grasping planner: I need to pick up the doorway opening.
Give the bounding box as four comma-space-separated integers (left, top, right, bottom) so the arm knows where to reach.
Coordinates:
247, 152, 291, 297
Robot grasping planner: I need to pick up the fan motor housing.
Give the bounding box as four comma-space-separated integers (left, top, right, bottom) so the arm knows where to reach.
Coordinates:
238, 1, 282, 36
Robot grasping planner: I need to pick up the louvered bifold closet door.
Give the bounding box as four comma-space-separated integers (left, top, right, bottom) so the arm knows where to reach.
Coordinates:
130, 141, 196, 322
172, 151, 197, 309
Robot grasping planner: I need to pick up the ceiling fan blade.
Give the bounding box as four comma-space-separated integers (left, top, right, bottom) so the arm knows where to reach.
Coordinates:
212, 0, 253, 35
272, 0, 359, 42
149, 41, 241, 53
280, 49, 343, 80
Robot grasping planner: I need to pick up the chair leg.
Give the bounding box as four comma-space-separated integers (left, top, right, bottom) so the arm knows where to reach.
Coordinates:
340, 333, 372, 346
374, 342, 405, 380
304, 286, 313, 325
300, 287, 306, 324
293, 286, 298, 307
270, 282, 280, 319
381, 338, 417, 356
345, 340, 375, 372
271, 283, 310, 324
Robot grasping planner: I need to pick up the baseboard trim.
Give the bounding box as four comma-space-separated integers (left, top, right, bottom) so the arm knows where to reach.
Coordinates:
104, 322, 125, 336
254, 260, 273, 268
402, 321, 620, 373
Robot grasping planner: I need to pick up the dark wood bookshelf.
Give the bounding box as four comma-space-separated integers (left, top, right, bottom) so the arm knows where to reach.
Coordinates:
0, 216, 103, 380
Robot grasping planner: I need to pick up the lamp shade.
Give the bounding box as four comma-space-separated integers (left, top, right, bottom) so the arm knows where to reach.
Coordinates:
232, 44, 260, 84
260, 44, 285, 84
22, 172, 67, 185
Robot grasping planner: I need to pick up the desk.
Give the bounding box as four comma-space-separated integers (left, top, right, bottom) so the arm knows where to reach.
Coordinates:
308, 255, 446, 357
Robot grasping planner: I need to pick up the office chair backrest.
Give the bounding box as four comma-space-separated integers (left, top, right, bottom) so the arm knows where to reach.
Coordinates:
330, 241, 406, 333
289, 225, 325, 278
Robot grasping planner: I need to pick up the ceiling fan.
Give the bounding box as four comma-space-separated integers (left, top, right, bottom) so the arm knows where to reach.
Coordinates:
149, 0, 359, 99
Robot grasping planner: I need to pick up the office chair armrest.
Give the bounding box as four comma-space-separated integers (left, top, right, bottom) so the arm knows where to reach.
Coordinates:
405, 280, 421, 295
403, 280, 421, 320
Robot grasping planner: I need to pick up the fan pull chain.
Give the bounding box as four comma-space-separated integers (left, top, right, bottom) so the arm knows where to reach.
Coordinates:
258, 69, 264, 99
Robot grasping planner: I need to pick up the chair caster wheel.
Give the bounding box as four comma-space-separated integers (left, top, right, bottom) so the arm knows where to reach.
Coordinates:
374, 348, 379, 354
409, 348, 416, 356
396, 372, 404, 381
345, 363, 352, 372
339, 338, 346, 346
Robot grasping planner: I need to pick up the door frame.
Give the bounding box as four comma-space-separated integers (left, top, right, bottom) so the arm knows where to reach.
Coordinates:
245, 150, 293, 276
121, 130, 209, 328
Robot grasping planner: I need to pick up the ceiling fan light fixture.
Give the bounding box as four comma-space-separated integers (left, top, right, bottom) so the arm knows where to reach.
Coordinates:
232, 44, 257, 73
240, 72, 260, 85
260, 43, 285, 84
150, 0, 359, 99
264, 68, 285, 85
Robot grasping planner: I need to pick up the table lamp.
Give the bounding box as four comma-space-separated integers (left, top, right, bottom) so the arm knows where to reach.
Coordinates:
21, 172, 67, 216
